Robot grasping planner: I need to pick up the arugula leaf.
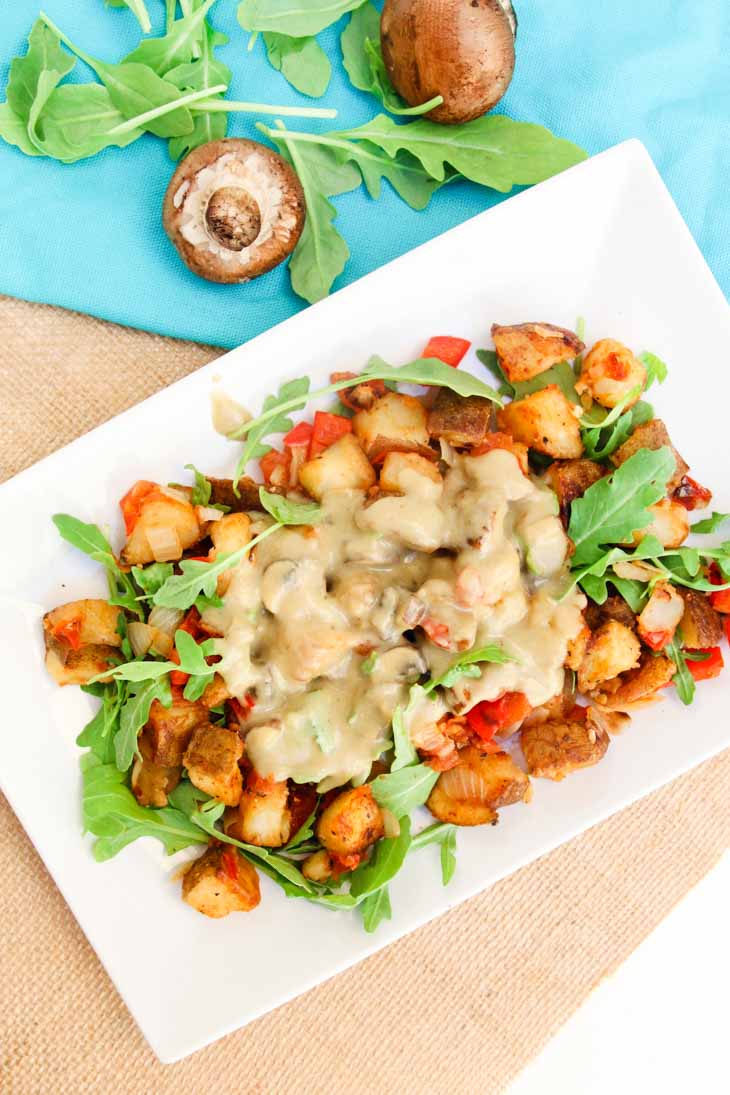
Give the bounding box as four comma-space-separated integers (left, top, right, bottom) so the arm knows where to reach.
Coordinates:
7, 18, 75, 123
259, 487, 323, 526
153, 523, 281, 609
370, 764, 439, 818
124, 0, 217, 75
580, 400, 654, 462
115, 675, 171, 771
0, 102, 43, 157
106, 1, 153, 36
131, 561, 174, 597
359, 886, 392, 932
336, 113, 587, 192
238, 0, 366, 38
350, 816, 412, 899
166, 19, 230, 156
425, 643, 515, 692
639, 351, 668, 390
263, 33, 331, 98
514, 361, 580, 403
231, 375, 311, 487
52, 513, 143, 619
390, 693, 420, 771
77, 682, 125, 765
283, 803, 319, 851
568, 447, 675, 567
184, 462, 212, 506
667, 637, 695, 706
410, 821, 458, 886
82, 757, 205, 860
439, 827, 457, 885
692, 512, 730, 535
476, 348, 513, 396
360, 651, 378, 675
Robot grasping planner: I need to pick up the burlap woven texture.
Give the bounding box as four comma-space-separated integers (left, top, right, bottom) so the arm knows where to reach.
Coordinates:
1, 295, 728, 1095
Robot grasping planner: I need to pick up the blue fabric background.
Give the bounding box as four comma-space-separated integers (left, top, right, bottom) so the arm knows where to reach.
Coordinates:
0, 1, 727, 349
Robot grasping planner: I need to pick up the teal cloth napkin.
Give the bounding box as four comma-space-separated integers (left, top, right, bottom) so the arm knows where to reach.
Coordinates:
1, 1, 727, 349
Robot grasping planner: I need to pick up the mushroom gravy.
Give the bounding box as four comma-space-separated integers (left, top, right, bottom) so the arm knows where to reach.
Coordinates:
203, 449, 585, 791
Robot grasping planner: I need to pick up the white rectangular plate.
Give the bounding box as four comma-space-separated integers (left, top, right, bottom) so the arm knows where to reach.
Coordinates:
1, 140, 728, 1064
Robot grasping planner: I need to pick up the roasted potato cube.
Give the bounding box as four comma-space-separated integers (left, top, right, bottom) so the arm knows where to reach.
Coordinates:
207, 476, 264, 512
633, 499, 689, 549
44, 641, 119, 686
183, 725, 244, 806
224, 778, 291, 848
497, 385, 583, 458
298, 433, 376, 500
427, 747, 530, 826
379, 451, 442, 493
121, 490, 201, 565
636, 580, 684, 650
576, 619, 641, 693
544, 458, 604, 525
146, 696, 207, 766
200, 673, 231, 709
315, 786, 384, 857
427, 388, 493, 446
678, 589, 722, 650
491, 322, 584, 382
590, 651, 676, 709
353, 391, 429, 456
43, 599, 122, 649
302, 848, 333, 883
612, 419, 688, 492
131, 731, 181, 808
210, 512, 251, 553
182, 845, 260, 918
521, 714, 609, 780
575, 339, 646, 409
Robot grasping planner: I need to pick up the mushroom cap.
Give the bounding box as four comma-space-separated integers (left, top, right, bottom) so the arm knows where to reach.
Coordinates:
162, 138, 306, 285
381, 0, 516, 125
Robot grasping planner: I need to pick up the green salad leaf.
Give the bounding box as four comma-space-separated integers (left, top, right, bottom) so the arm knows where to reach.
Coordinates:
259, 487, 323, 526
370, 764, 439, 818
166, 19, 230, 156
639, 350, 669, 390
232, 375, 311, 488
359, 885, 392, 932
237, 0, 366, 39
106, 1, 153, 36
52, 513, 143, 619
152, 523, 280, 609
350, 816, 412, 899
7, 18, 75, 123
692, 512, 730, 535
115, 675, 171, 771
131, 561, 174, 597
124, 0, 216, 75
263, 33, 331, 98
390, 693, 420, 770
77, 682, 125, 765
580, 400, 654, 462
667, 637, 695, 706
283, 802, 319, 851
425, 644, 515, 693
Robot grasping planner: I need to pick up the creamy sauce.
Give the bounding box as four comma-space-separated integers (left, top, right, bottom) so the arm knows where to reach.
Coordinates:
206, 449, 585, 791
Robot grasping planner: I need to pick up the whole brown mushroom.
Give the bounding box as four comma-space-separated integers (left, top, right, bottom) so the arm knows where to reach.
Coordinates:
381, 0, 517, 125
162, 138, 306, 284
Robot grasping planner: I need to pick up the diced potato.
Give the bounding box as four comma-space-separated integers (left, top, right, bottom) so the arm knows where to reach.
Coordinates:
637, 581, 684, 649
521, 714, 609, 780
200, 673, 231, 709
576, 619, 641, 693
183, 725, 244, 806
210, 512, 251, 553
224, 778, 291, 847
182, 845, 260, 918
633, 499, 689, 549
587, 706, 631, 736
43, 599, 122, 649
147, 696, 207, 766
302, 848, 333, 883
544, 458, 604, 525
575, 339, 646, 409
131, 731, 181, 808
315, 786, 384, 857
497, 385, 583, 458
678, 589, 722, 650
427, 389, 493, 446
353, 391, 429, 455
121, 492, 202, 565
298, 433, 376, 501
207, 476, 264, 512
491, 322, 584, 382
379, 451, 442, 493
590, 651, 676, 709
565, 625, 590, 670
44, 641, 119, 686
612, 419, 688, 493
427, 747, 530, 826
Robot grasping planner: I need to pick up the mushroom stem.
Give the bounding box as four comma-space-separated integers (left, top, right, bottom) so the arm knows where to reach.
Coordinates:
194, 100, 338, 120
108, 83, 228, 136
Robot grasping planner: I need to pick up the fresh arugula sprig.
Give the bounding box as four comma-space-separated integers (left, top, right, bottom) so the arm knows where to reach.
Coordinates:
262, 32, 332, 99
692, 512, 730, 535
666, 637, 695, 706
52, 514, 143, 619
639, 351, 668, 390
106, 1, 153, 36
477, 349, 580, 404
580, 399, 654, 461
411, 821, 458, 885
237, 0, 365, 39
424, 644, 516, 693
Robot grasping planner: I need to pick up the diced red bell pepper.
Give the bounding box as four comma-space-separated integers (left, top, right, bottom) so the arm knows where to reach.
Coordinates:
708, 563, 730, 614
230, 694, 256, 723
308, 411, 352, 459
421, 617, 451, 649
422, 336, 471, 368
260, 448, 291, 486
466, 692, 531, 742
685, 647, 724, 682
641, 629, 671, 652
330, 851, 364, 878
331, 372, 388, 411
567, 703, 588, 721
119, 480, 160, 535
471, 432, 529, 474
52, 616, 83, 651
283, 420, 314, 449
675, 475, 712, 511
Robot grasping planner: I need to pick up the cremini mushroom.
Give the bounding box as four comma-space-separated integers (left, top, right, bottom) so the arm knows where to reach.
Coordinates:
162, 138, 306, 284
380, 0, 517, 125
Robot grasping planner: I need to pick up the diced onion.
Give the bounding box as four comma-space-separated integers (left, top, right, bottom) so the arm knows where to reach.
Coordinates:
149, 627, 173, 658
148, 606, 184, 635
613, 560, 664, 582
381, 808, 400, 839
128, 621, 154, 658
146, 524, 182, 562
438, 764, 489, 804
196, 505, 224, 524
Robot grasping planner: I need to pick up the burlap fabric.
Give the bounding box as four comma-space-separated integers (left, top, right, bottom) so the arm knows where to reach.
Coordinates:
1, 295, 728, 1094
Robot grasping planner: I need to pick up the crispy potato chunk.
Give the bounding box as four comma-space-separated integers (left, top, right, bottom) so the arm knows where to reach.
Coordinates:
497, 385, 583, 458
678, 589, 722, 650
44, 641, 119, 686
427, 388, 493, 446
210, 512, 251, 553
576, 619, 641, 693
121, 492, 201, 565
379, 451, 442, 493
224, 779, 291, 847
146, 696, 207, 766
131, 732, 181, 808
590, 652, 676, 709
544, 458, 604, 525
637, 580, 684, 649
302, 849, 333, 883
633, 499, 689, 549
207, 476, 265, 512
491, 322, 584, 382
44, 599, 122, 649
575, 339, 647, 409
316, 786, 384, 857
183, 725, 244, 806
182, 845, 260, 918
612, 418, 688, 493
353, 391, 429, 456
521, 714, 609, 780
298, 433, 376, 500
200, 673, 231, 709
427, 747, 529, 826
